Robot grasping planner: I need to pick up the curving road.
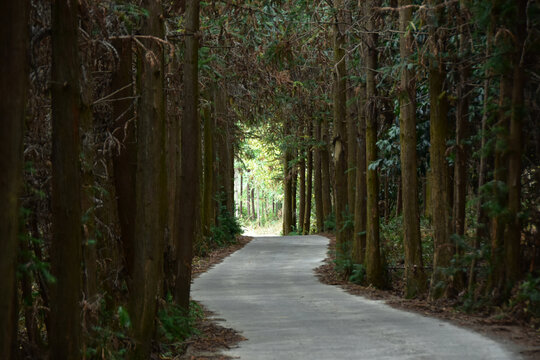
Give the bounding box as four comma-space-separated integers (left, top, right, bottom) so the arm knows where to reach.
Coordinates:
191, 235, 518, 360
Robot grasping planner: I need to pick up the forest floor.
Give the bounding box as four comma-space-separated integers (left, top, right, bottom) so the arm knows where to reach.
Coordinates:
315, 233, 540, 360
177, 236, 252, 360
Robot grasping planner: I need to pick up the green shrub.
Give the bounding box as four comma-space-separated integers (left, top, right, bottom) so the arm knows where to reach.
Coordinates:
84, 299, 132, 359
211, 207, 242, 247
333, 256, 354, 278
349, 264, 366, 285
158, 299, 203, 343
516, 275, 540, 318
324, 212, 336, 231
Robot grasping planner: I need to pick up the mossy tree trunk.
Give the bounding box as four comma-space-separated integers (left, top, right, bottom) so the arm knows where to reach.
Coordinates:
452, 1, 471, 292
80, 28, 98, 335
364, 0, 384, 288
489, 13, 512, 299
398, 0, 426, 298
283, 118, 293, 234
202, 99, 215, 239
0, 1, 29, 357
303, 121, 313, 234
469, 29, 491, 294
291, 153, 297, 231
299, 145, 306, 234
333, 0, 352, 257
321, 117, 333, 228
129, 0, 167, 358
353, 85, 367, 264
428, 0, 452, 300
111, 38, 137, 283
504, 0, 527, 295
314, 119, 324, 232
50, 0, 83, 358
175, 0, 201, 312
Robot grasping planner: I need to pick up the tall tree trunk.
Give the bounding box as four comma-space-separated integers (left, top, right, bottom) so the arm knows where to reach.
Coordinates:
175, 0, 201, 312
314, 119, 324, 232
428, 0, 451, 300
489, 49, 512, 299
50, 0, 83, 358
321, 117, 333, 227
80, 33, 98, 334
504, 0, 527, 294
292, 157, 297, 231
364, 0, 384, 288
398, 0, 426, 298
469, 30, 491, 295
240, 172, 243, 216
257, 188, 261, 226
452, 1, 470, 291
202, 100, 214, 238
214, 83, 234, 216
384, 172, 389, 223
396, 175, 403, 216
353, 85, 367, 264
333, 0, 352, 257
347, 91, 357, 214
247, 180, 252, 219
0, 1, 29, 357
299, 149, 306, 234
165, 50, 181, 295
111, 38, 136, 282
283, 125, 293, 234
304, 122, 313, 234
251, 188, 256, 221
228, 137, 235, 215
129, 0, 167, 357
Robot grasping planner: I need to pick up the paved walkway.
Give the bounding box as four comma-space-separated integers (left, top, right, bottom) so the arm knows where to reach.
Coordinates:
191, 235, 518, 359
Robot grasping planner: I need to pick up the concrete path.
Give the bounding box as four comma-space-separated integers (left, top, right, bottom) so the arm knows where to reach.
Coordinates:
191, 235, 518, 360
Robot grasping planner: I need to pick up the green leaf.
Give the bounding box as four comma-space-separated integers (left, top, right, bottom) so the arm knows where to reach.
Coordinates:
117, 306, 131, 329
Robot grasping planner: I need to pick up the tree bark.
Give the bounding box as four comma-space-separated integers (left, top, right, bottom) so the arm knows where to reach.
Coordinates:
321, 117, 333, 227
247, 180, 252, 219
333, 0, 352, 257
240, 172, 243, 216
111, 38, 137, 282
303, 122, 313, 234
50, 0, 83, 358
129, 0, 167, 357
353, 85, 367, 264
489, 54, 512, 299
283, 124, 293, 234
0, 1, 29, 357
398, 0, 426, 298
292, 156, 297, 231
452, 1, 470, 292
504, 0, 527, 294
469, 30, 491, 295
79, 18, 98, 332
175, 0, 201, 312
347, 90, 357, 214
202, 100, 215, 238
314, 119, 324, 232
428, 0, 452, 300
251, 187, 256, 221
364, 0, 384, 288
299, 147, 306, 234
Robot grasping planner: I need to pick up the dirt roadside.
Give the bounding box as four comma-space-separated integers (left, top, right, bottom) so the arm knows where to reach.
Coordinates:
314, 233, 540, 360
178, 236, 252, 360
